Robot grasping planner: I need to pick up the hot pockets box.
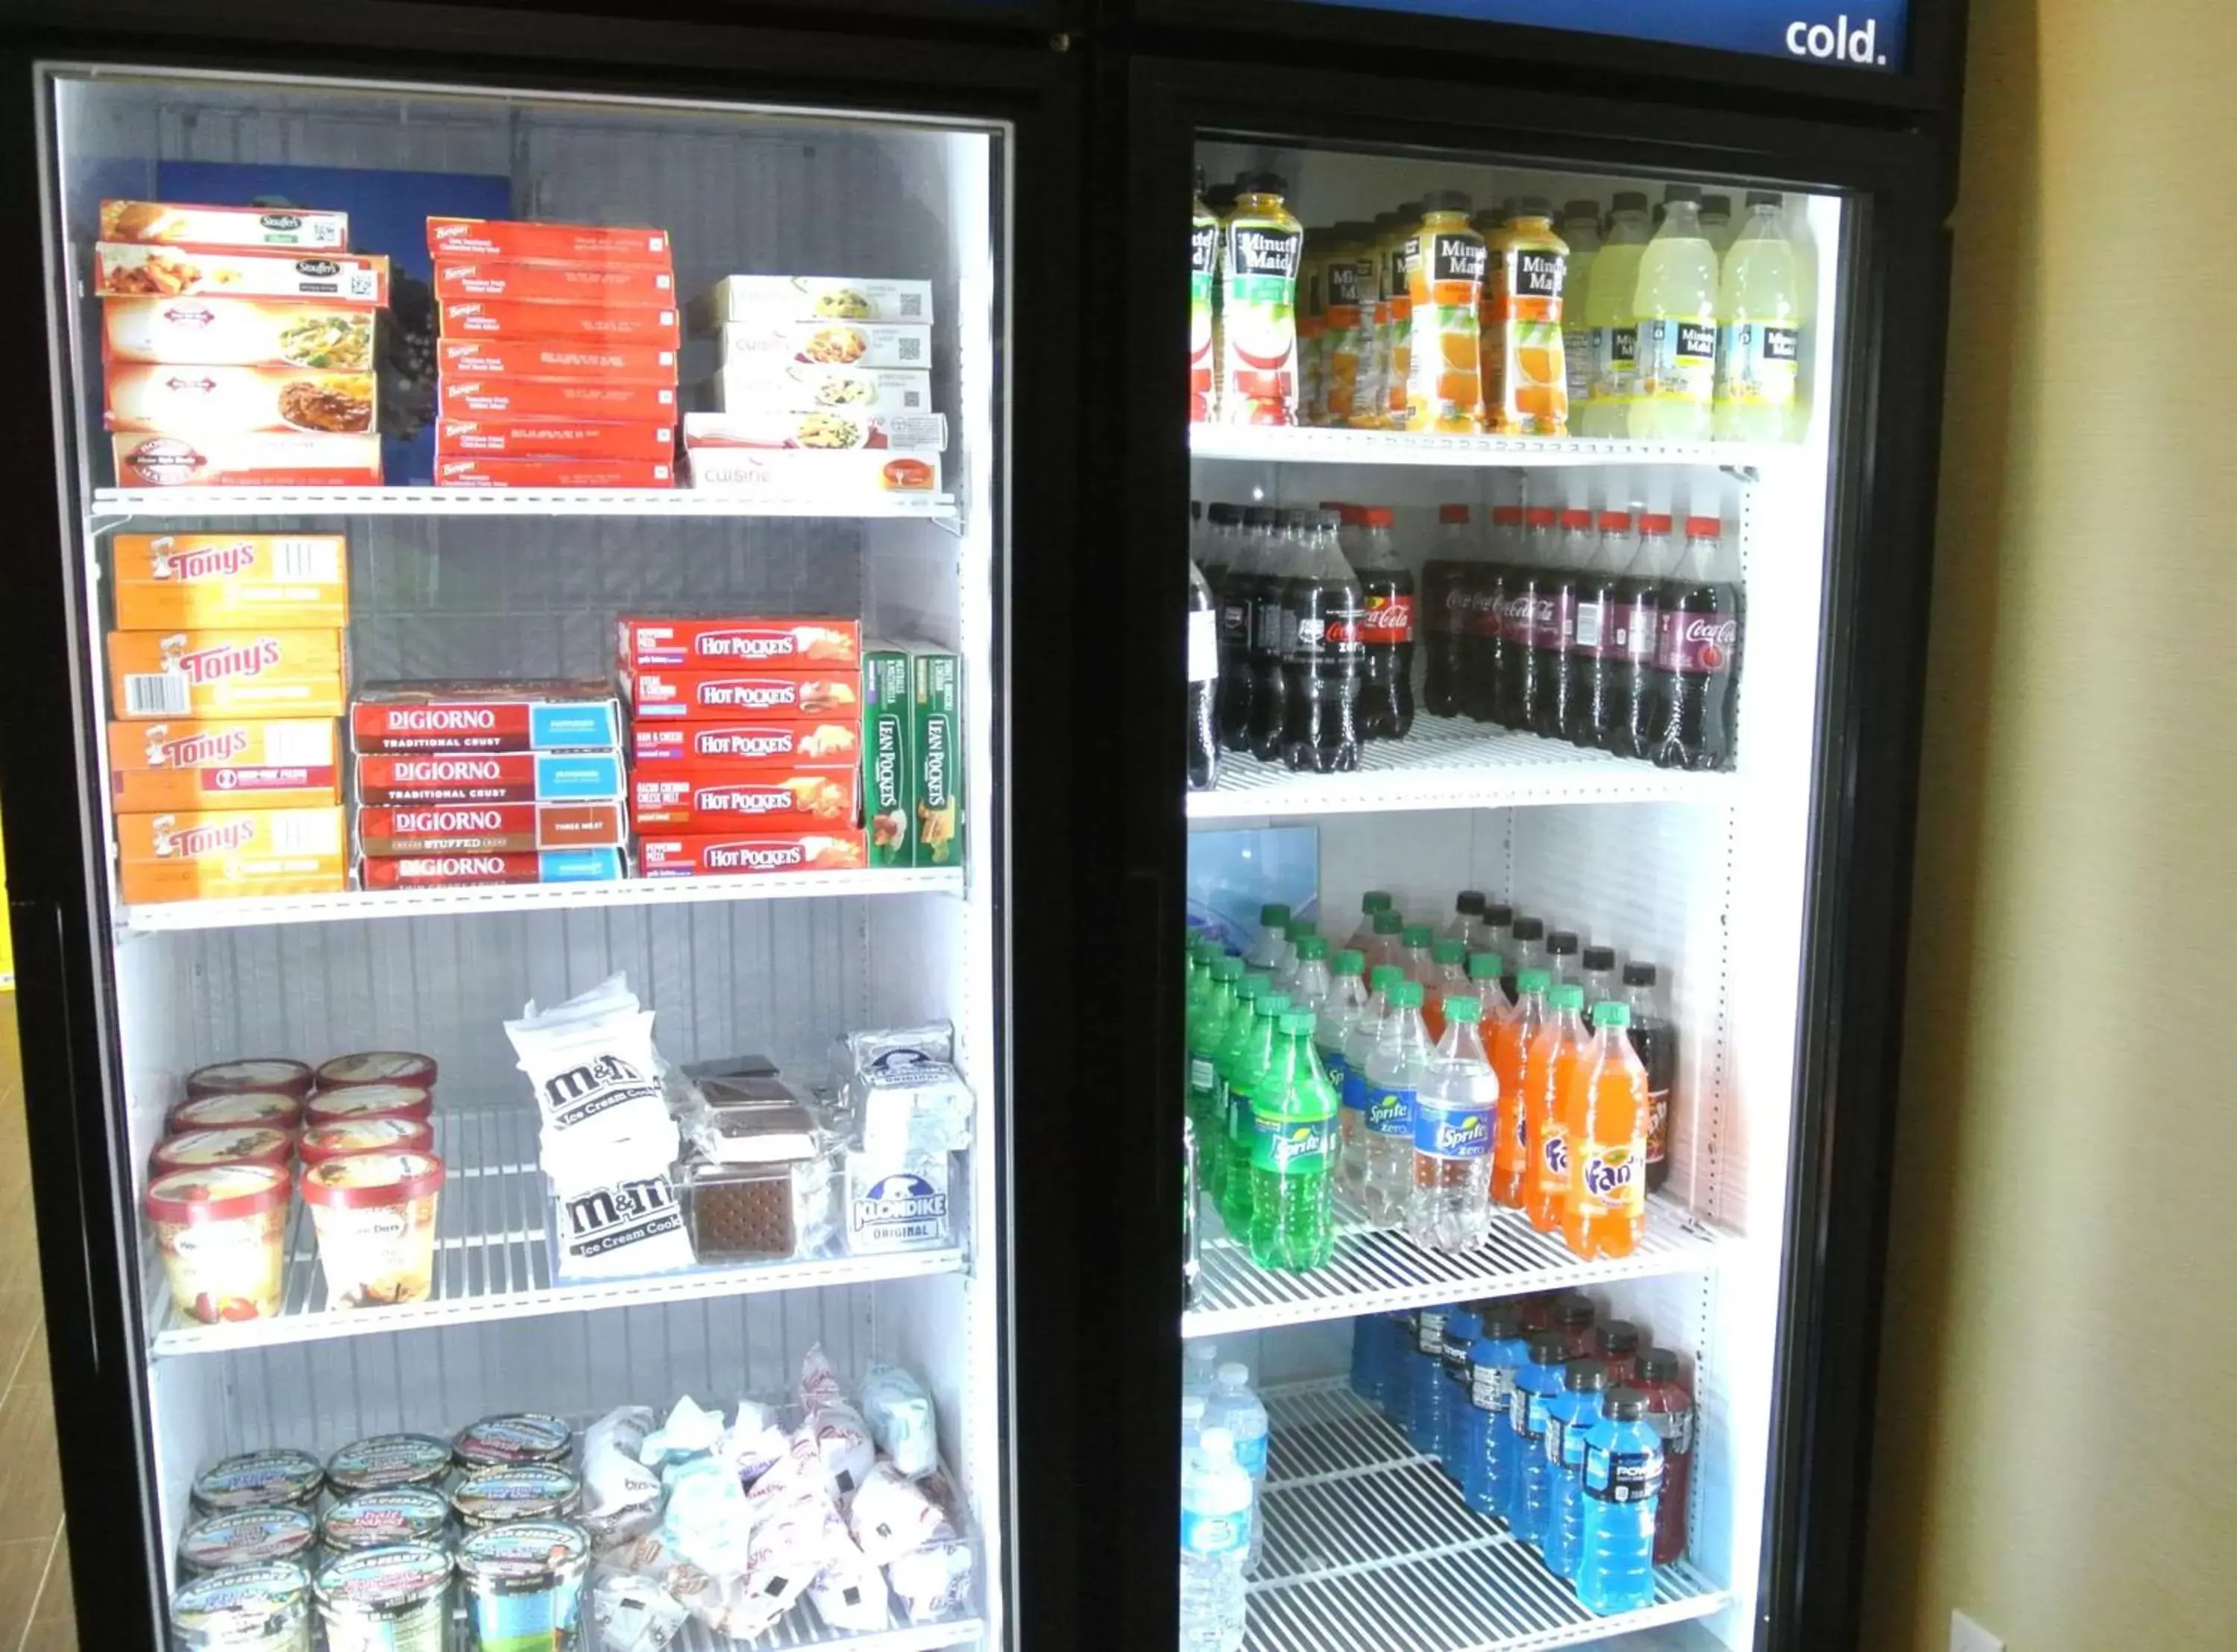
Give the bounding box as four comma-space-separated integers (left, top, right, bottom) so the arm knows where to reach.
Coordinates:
113, 534, 348, 631
439, 377, 677, 422
351, 682, 622, 753
360, 849, 626, 889
355, 801, 626, 856
617, 618, 860, 672
862, 646, 913, 868
712, 321, 930, 372
355, 751, 624, 805
631, 721, 858, 767
435, 419, 675, 460
426, 218, 672, 266
111, 432, 383, 490
109, 629, 346, 721
440, 300, 680, 347
628, 767, 859, 833
438, 339, 678, 385
110, 719, 342, 813
635, 832, 867, 879
688, 277, 933, 330
621, 669, 858, 722
101, 200, 348, 251
434, 261, 676, 306
101, 296, 376, 369
94, 244, 388, 303
116, 806, 348, 905
434, 457, 673, 491
106, 365, 377, 435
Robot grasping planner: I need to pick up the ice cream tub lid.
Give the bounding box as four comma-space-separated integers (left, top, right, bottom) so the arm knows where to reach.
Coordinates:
325, 1433, 456, 1492
456, 1519, 590, 1592
301, 1150, 445, 1210
177, 1504, 319, 1575
187, 1059, 314, 1100
299, 1117, 434, 1167
304, 1083, 432, 1126
450, 1463, 581, 1526
453, 1412, 573, 1467
314, 1542, 454, 1616
172, 1561, 312, 1641
145, 1162, 290, 1226
193, 1448, 324, 1514
151, 1127, 295, 1176
323, 1487, 452, 1551
168, 1091, 303, 1135
316, 1050, 438, 1089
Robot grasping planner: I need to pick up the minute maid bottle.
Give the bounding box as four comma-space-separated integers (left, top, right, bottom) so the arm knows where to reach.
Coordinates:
1218, 172, 1303, 426
1714, 192, 1805, 442
1189, 171, 1220, 423
1629, 185, 1720, 441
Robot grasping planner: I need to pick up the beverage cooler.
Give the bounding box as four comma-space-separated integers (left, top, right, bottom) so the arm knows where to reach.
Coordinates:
0, 5, 1088, 1648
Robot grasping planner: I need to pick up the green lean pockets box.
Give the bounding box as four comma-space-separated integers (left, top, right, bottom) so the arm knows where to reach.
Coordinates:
863, 645, 913, 867
910, 649, 961, 867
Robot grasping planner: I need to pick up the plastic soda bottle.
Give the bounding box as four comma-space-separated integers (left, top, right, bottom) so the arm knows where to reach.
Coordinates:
1443, 889, 1486, 950
1466, 950, 1512, 1022
1314, 949, 1369, 1112
1550, 1292, 1601, 1358
1420, 939, 1470, 1042
1507, 1334, 1570, 1545
1623, 962, 1679, 1194
1638, 1347, 1696, 1564
1401, 189, 1488, 433
1218, 991, 1289, 1233
1594, 1319, 1643, 1387
1544, 1358, 1609, 1578
1577, 1390, 1664, 1614
1477, 901, 1514, 977
1289, 934, 1332, 1015
1361, 980, 1431, 1225
1366, 909, 1407, 975
1485, 196, 1570, 436
1338, 963, 1400, 1193
1198, 967, 1256, 1205
1407, 995, 1497, 1253
1348, 889, 1394, 956
1565, 1002, 1650, 1259
1558, 199, 1602, 420
1629, 186, 1720, 441
1218, 172, 1303, 426
1397, 922, 1435, 986
1179, 1425, 1253, 1650
1466, 1305, 1530, 1518
1528, 983, 1591, 1234
1502, 918, 1547, 1003
1271, 918, 1318, 996
1437, 1307, 1482, 1477
1204, 1364, 1271, 1574
1577, 192, 1649, 438
1249, 1009, 1337, 1272
1714, 192, 1803, 442
1491, 970, 1550, 1208
1244, 904, 1289, 980
1189, 173, 1221, 423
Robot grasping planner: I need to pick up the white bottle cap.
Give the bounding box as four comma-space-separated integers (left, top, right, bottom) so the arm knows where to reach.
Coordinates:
1216, 1362, 1250, 1386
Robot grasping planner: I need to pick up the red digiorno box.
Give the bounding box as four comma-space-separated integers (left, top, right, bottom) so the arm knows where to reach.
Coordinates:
617, 617, 861, 672
355, 801, 626, 856
636, 831, 867, 879
628, 767, 859, 833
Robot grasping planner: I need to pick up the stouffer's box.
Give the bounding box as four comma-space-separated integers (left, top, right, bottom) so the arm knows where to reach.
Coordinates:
628, 767, 859, 833
109, 719, 342, 813
111, 432, 382, 490
116, 806, 348, 904
350, 681, 623, 753
616, 617, 860, 672
355, 801, 627, 857
109, 629, 347, 721
101, 297, 376, 369
619, 668, 858, 723
635, 831, 867, 879
426, 218, 671, 267
104, 365, 377, 437
93, 244, 388, 304
113, 534, 348, 631
359, 849, 627, 889
101, 200, 348, 251
630, 721, 859, 767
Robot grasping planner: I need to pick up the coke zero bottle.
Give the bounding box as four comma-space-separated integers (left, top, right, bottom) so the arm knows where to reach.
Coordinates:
1251, 507, 1307, 761
1532, 507, 1594, 740
1463, 502, 1520, 724
1498, 504, 1558, 731
1282, 508, 1365, 772
1187, 557, 1220, 790
1351, 505, 1415, 740
1567, 508, 1634, 748
1420, 502, 1475, 719
1651, 516, 1741, 772
1215, 504, 1273, 752
1608, 511, 1675, 760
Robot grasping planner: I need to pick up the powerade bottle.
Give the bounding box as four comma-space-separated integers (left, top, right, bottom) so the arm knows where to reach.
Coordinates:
1437, 1308, 1483, 1476
1362, 980, 1431, 1226
1464, 1306, 1530, 1517
1248, 1008, 1337, 1272
1578, 1389, 1664, 1614
1407, 1305, 1454, 1457
1218, 992, 1289, 1234
1206, 973, 1267, 1208
1338, 964, 1400, 1194
1543, 1358, 1608, 1580
1508, 1334, 1569, 1544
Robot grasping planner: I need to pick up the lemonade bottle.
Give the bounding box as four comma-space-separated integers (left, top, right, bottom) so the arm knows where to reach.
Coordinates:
1558, 200, 1602, 429
1401, 190, 1486, 434
1219, 172, 1304, 426
1714, 191, 1805, 444
1576, 192, 1648, 438
1382, 202, 1423, 427
1629, 185, 1720, 441
1189, 171, 1221, 424
1322, 222, 1378, 428
1486, 197, 1570, 438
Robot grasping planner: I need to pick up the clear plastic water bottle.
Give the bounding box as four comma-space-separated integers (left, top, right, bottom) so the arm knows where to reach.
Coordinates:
1183, 1341, 1219, 1399
1347, 890, 1394, 957
1399, 922, 1436, 986
1315, 950, 1370, 1152
1578, 1389, 1664, 1614
1441, 889, 1487, 950
1408, 994, 1499, 1252
1508, 1334, 1569, 1544
1464, 1305, 1530, 1516
1544, 1358, 1608, 1580
1180, 1425, 1253, 1651
1338, 965, 1400, 1194
1362, 980, 1430, 1224
1181, 1393, 1208, 1454
1270, 918, 1317, 996
1204, 1364, 1271, 1575
1436, 1308, 1483, 1474
1286, 935, 1332, 1015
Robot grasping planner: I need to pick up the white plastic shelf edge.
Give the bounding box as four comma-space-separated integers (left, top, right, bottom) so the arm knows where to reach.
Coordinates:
89, 486, 959, 521
1189, 424, 1796, 471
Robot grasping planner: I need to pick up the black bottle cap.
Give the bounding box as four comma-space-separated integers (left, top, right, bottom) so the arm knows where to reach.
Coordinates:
1638, 1349, 1684, 1384
1547, 930, 1579, 956
1511, 916, 1545, 941
1564, 198, 1601, 221
1612, 190, 1650, 214
1529, 1334, 1570, 1366
1243, 505, 1275, 528
1485, 903, 1514, 927
1242, 171, 1289, 197
1564, 1359, 1608, 1393
1277, 506, 1315, 529
1552, 1295, 1597, 1328
1584, 945, 1617, 971
1701, 193, 1733, 216
1623, 961, 1658, 986
1209, 502, 1242, 526
1423, 188, 1473, 213
1597, 1320, 1642, 1356
1604, 1390, 1649, 1422
1662, 183, 1702, 205
1457, 890, 1486, 915
1747, 190, 1783, 209
1479, 1305, 1522, 1340
1514, 195, 1554, 218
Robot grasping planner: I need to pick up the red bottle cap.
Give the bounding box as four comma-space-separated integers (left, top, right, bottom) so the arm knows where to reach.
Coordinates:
1685, 516, 1723, 538
1597, 511, 1632, 532
1491, 505, 1524, 525
1641, 513, 1674, 534
1438, 504, 1472, 524
1362, 506, 1394, 528
1524, 506, 1558, 527
1560, 509, 1593, 530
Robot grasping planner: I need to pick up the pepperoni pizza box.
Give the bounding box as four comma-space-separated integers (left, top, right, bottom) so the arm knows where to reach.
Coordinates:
350, 681, 623, 754
116, 806, 348, 904
110, 719, 342, 813
427, 218, 672, 267
439, 300, 680, 347
354, 751, 625, 805
629, 720, 858, 767
437, 338, 678, 385
619, 667, 858, 722
94, 244, 388, 303
627, 766, 859, 833
438, 376, 677, 422
359, 849, 626, 889
435, 418, 675, 460
635, 831, 867, 880
355, 801, 627, 857
616, 617, 860, 672
113, 534, 349, 631
433, 456, 673, 490
109, 629, 346, 721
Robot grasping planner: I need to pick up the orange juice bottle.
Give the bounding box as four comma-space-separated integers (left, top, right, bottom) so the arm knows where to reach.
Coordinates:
1488, 196, 1572, 437
1218, 172, 1305, 426
1473, 203, 1511, 409
1401, 189, 1487, 433
1189, 171, 1220, 423
1490, 968, 1550, 1208
1295, 227, 1326, 426
1321, 223, 1377, 427
1382, 201, 1423, 426
1564, 1000, 1650, 1259
1529, 984, 1590, 1232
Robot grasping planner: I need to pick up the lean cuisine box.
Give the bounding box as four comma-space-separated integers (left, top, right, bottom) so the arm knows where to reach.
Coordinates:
711, 321, 930, 372
109, 719, 342, 813
687, 277, 933, 330
109, 629, 347, 720
111, 432, 382, 490
93, 245, 388, 303
113, 535, 348, 630
679, 411, 945, 453
115, 806, 347, 904
695, 365, 931, 418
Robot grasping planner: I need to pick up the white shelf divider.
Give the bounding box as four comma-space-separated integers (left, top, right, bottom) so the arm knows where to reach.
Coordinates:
89, 487, 957, 522
1190, 424, 1790, 471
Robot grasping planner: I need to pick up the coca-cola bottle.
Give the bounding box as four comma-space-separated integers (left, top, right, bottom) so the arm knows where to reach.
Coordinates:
1567, 508, 1634, 748
1282, 508, 1365, 772
1187, 557, 1220, 791
1251, 508, 1309, 761
1461, 502, 1520, 724
1420, 502, 1475, 719
1199, 499, 1239, 588
1608, 511, 1676, 760
1351, 505, 1416, 740
1215, 504, 1273, 753
1532, 507, 1595, 740
1498, 505, 1558, 732
1651, 516, 1743, 772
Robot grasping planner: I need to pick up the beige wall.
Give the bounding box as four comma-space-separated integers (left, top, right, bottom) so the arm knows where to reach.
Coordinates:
1862, 0, 2237, 1646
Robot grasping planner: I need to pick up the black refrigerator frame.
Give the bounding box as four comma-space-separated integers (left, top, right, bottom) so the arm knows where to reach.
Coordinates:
1078, 46, 1959, 1652
0, 3, 1089, 1646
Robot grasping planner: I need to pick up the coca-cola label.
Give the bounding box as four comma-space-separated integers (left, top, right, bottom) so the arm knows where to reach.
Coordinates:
1290, 605, 1364, 658
1547, 587, 1577, 649
1616, 600, 1661, 663
1467, 587, 1506, 638
1218, 597, 1250, 646
1359, 592, 1415, 642
1573, 598, 1608, 657
1497, 591, 1537, 648
1657, 608, 1739, 675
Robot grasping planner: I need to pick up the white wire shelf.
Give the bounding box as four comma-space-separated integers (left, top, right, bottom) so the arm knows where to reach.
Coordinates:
1187, 719, 1730, 819
1184, 1196, 1723, 1340
145, 1103, 966, 1357
119, 865, 963, 934
670, 1610, 983, 1652
1190, 424, 1792, 472
1247, 1383, 1728, 1652
89, 486, 958, 521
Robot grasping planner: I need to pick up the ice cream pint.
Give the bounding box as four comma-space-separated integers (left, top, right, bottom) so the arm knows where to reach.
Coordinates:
301, 1150, 445, 1309
145, 1162, 290, 1324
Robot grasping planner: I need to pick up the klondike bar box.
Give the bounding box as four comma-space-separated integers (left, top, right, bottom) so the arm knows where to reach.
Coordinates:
862, 643, 912, 868
911, 649, 960, 868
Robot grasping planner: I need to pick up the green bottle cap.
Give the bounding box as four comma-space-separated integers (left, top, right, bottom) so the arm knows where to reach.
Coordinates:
1467, 951, 1503, 980
1444, 996, 1484, 1024
1287, 918, 1319, 940
1369, 965, 1403, 991
1260, 904, 1291, 927
1235, 974, 1265, 999
1432, 939, 1465, 965
1552, 984, 1585, 1010
1279, 1009, 1315, 1038
1401, 924, 1433, 948
1362, 890, 1394, 914
1295, 936, 1329, 961
1333, 950, 1367, 976
1594, 1001, 1632, 1030
1212, 956, 1244, 981
1373, 911, 1404, 936
1256, 994, 1291, 1017
1394, 981, 1425, 1009
1517, 969, 1552, 994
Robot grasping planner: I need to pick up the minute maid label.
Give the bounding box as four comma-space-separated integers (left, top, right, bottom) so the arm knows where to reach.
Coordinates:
1429, 232, 1488, 286
1718, 321, 1801, 406
1365, 1085, 1416, 1138
1250, 1108, 1332, 1176
1639, 317, 1717, 406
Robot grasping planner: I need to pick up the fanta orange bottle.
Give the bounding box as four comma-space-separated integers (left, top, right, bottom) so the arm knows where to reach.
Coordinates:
1490, 968, 1550, 1208
1564, 1000, 1649, 1259
1529, 983, 1590, 1233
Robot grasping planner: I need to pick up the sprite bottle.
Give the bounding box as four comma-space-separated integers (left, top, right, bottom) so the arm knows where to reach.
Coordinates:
1219, 992, 1289, 1234
1250, 1008, 1338, 1270
1206, 971, 1265, 1207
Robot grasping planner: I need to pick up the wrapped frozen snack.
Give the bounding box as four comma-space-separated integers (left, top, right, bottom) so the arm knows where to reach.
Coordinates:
720, 1399, 790, 1489
888, 1533, 978, 1625
641, 1396, 755, 1578
799, 1346, 877, 1498
550, 1170, 693, 1279
578, 1406, 662, 1547
860, 1362, 940, 1478
506, 979, 677, 1180
842, 1147, 951, 1255
847, 1461, 948, 1566
589, 1566, 689, 1652
807, 1516, 891, 1632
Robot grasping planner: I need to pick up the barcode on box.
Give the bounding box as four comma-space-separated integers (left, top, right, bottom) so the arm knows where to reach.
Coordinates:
898, 336, 923, 362
899, 293, 925, 319
271, 813, 342, 854
903, 388, 924, 409
274, 538, 343, 581
126, 672, 190, 716
266, 723, 333, 765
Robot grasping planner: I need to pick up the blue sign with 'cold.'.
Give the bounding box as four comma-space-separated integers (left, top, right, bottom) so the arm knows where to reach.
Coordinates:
1283, 0, 1907, 72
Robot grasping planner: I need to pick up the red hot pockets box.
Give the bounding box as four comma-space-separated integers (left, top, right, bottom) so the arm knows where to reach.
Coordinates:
631, 721, 859, 766
350, 682, 623, 753
628, 767, 859, 833
620, 669, 859, 722
355, 751, 624, 805
635, 832, 867, 879
355, 801, 626, 856
616, 617, 860, 672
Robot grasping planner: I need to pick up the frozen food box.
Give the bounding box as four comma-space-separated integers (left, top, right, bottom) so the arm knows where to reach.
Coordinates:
355, 801, 627, 857
101, 200, 347, 251
684, 448, 940, 496
354, 751, 625, 805
94, 244, 387, 304
111, 432, 383, 490
688, 277, 934, 330
437, 338, 678, 385
912, 650, 963, 868
434, 261, 676, 306
359, 849, 626, 889
630, 720, 859, 767
113, 534, 349, 631
680, 411, 946, 453
439, 376, 677, 422
696, 364, 932, 417
862, 646, 913, 869
426, 218, 671, 266
620, 668, 859, 722
106, 365, 377, 435
102, 296, 376, 369
635, 831, 868, 879
109, 629, 347, 721
110, 718, 342, 813
116, 806, 348, 905
628, 766, 860, 833
435, 418, 675, 460
433, 456, 673, 491
350, 681, 623, 754
712, 321, 931, 371
617, 617, 860, 672
439, 300, 680, 346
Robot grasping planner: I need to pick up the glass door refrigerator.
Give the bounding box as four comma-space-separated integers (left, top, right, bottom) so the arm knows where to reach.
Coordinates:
1089, 7, 1960, 1651
1, 7, 1086, 1647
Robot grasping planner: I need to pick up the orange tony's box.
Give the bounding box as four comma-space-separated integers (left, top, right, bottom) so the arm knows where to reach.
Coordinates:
432, 260, 676, 307
427, 218, 672, 266
110, 719, 342, 812
438, 376, 677, 422
113, 533, 349, 630
635, 830, 867, 879
116, 807, 348, 905
438, 338, 677, 385
108, 629, 346, 720
616, 617, 860, 672
620, 667, 858, 722
435, 418, 676, 460
439, 300, 680, 347
629, 766, 860, 833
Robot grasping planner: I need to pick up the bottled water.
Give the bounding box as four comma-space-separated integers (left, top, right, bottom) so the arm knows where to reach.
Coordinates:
1315, 950, 1371, 1163
1183, 1342, 1219, 1399
1180, 1393, 1208, 1454
1204, 1363, 1270, 1574
1179, 1426, 1253, 1651
1362, 980, 1431, 1224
